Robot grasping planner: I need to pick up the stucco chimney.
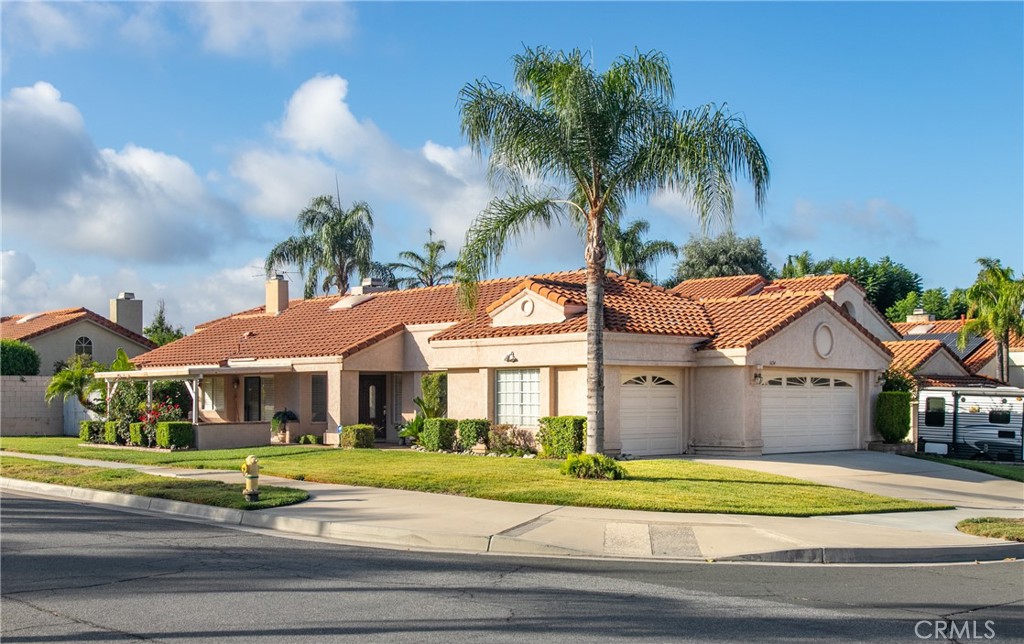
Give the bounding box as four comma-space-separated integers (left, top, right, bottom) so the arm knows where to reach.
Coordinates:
905, 307, 935, 324
109, 292, 143, 335
348, 277, 391, 295
266, 275, 289, 315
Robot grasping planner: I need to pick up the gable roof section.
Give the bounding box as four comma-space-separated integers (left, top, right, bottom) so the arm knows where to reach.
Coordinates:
485, 277, 586, 314
883, 340, 946, 371
891, 318, 1024, 374
433, 273, 714, 342
917, 374, 1007, 389
1, 307, 155, 350
669, 275, 768, 300
765, 274, 853, 294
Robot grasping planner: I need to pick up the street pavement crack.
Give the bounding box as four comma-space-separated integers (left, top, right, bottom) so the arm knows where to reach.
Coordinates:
1, 595, 169, 643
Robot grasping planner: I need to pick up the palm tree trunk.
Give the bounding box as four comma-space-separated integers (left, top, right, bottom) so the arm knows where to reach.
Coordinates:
585, 215, 606, 455
997, 341, 1007, 383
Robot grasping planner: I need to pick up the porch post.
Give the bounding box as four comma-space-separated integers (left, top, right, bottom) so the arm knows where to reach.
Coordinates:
146, 380, 153, 406
192, 378, 200, 423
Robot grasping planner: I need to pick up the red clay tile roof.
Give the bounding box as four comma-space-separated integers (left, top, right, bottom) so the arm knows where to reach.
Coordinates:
1, 307, 156, 350
484, 277, 586, 314
890, 319, 1024, 373
668, 275, 768, 300
883, 340, 945, 371
917, 374, 1007, 389
962, 341, 996, 374
766, 274, 853, 294
433, 273, 714, 342
892, 319, 967, 335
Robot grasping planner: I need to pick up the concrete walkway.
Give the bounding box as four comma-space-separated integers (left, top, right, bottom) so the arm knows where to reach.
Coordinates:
3, 451, 1022, 564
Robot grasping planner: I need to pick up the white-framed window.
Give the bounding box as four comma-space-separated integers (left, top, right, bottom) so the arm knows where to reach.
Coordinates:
495, 369, 540, 426
311, 375, 327, 422
202, 378, 226, 411
75, 336, 93, 355
261, 377, 275, 422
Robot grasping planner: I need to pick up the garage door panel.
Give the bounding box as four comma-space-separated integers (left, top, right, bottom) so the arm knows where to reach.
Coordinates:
619, 372, 682, 456
761, 372, 859, 455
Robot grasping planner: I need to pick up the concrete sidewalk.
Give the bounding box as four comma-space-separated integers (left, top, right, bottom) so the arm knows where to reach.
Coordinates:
2, 452, 1022, 564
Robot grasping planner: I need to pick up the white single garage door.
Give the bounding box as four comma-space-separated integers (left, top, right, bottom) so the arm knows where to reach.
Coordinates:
761, 373, 859, 454
619, 372, 682, 456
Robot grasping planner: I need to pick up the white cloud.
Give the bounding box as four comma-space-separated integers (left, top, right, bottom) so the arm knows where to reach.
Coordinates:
768, 197, 930, 246
1, 82, 244, 262
191, 2, 354, 59
2, 1, 96, 52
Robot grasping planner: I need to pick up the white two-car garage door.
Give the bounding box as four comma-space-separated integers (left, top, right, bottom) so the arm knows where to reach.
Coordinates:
619, 372, 682, 456
761, 373, 859, 454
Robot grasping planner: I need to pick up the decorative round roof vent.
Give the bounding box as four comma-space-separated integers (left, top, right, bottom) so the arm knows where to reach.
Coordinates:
814, 322, 834, 358
520, 298, 535, 317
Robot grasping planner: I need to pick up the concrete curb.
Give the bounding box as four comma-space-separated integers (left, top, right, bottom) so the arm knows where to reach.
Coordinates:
722, 544, 1024, 564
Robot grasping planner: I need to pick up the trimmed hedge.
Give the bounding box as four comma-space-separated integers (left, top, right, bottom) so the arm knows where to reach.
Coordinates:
420, 418, 458, 452
129, 422, 144, 446
79, 420, 105, 443
457, 419, 490, 451
297, 434, 321, 445
156, 422, 193, 449
876, 391, 912, 443
487, 423, 537, 456
104, 421, 120, 445
421, 372, 448, 417
0, 339, 40, 376
537, 416, 586, 458
341, 424, 375, 449
560, 453, 627, 480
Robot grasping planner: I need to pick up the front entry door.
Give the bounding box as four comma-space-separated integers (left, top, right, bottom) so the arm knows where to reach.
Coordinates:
359, 374, 387, 440
243, 377, 261, 422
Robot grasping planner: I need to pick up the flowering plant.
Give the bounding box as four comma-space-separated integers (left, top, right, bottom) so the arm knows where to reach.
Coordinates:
137, 398, 184, 446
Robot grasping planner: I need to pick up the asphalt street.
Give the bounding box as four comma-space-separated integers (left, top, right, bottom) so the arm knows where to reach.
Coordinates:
2, 492, 1022, 643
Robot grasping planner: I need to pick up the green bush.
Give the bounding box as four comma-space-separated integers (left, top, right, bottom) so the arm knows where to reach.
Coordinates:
487, 423, 537, 455
129, 422, 144, 446
876, 391, 912, 443
0, 339, 41, 376
398, 414, 425, 444
341, 424, 375, 449
297, 434, 321, 445
420, 418, 458, 452
537, 416, 586, 458
457, 419, 490, 451
881, 367, 915, 393
560, 453, 627, 480
421, 372, 447, 417
103, 421, 120, 444
79, 420, 105, 443
156, 421, 193, 449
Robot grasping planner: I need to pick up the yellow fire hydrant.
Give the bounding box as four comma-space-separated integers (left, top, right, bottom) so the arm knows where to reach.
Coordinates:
241, 455, 260, 502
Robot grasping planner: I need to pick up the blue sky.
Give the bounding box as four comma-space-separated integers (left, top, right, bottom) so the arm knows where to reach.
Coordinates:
2, 1, 1021, 332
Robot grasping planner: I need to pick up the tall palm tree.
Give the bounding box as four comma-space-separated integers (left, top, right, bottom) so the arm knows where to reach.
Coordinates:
45, 354, 105, 414
456, 47, 769, 454
605, 219, 678, 282
390, 231, 457, 288
958, 257, 1024, 383
781, 251, 816, 278
265, 195, 374, 298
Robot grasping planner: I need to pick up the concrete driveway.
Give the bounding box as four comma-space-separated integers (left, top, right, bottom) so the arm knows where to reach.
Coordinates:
694, 451, 1023, 511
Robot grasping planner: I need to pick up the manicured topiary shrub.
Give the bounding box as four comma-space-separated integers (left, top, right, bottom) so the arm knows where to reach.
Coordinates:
537, 416, 586, 458
560, 453, 627, 480
104, 421, 120, 444
341, 424, 375, 449
876, 391, 912, 443
420, 418, 458, 452
0, 339, 40, 376
156, 421, 193, 449
487, 423, 537, 455
420, 372, 448, 417
79, 420, 105, 443
129, 422, 144, 446
457, 419, 490, 451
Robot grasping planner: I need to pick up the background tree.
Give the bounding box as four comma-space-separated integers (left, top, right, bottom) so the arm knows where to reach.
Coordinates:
671, 232, 776, 284
265, 194, 375, 298
605, 219, 677, 282
457, 46, 769, 453
390, 231, 457, 288
819, 255, 921, 315
0, 339, 40, 376
885, 291, 921, 323
144, 299, 185, 346
958, 257, 1024, 382
779, 251, 830, 279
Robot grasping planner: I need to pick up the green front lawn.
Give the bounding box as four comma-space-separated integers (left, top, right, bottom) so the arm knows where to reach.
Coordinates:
0, 455, 309, 510
956, 517, 1024, 542
0, 437, 947, 516
912, 454, 1024, 482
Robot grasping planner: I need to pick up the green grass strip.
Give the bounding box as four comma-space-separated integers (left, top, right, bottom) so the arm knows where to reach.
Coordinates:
912, 454, 1024, 482
0, 455, 308, 511
956, 517, 1024, 542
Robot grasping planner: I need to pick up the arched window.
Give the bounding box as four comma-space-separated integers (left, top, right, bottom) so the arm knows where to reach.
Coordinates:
75, 336, 93, 356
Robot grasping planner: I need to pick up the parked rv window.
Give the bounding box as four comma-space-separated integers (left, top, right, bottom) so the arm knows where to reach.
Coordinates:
924, 397, 945, 427
989, 410, 1011, 425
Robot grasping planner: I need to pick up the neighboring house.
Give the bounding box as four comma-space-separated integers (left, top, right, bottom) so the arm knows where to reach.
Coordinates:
0, 293, 156, 375
111, 272, 892, 456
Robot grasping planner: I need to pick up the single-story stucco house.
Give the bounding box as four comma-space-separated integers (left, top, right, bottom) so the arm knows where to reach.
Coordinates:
106, 271, 900, 456
891, 316, 1024, 388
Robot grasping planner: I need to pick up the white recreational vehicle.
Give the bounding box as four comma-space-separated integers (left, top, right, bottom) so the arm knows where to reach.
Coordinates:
917, 387, 1024, 462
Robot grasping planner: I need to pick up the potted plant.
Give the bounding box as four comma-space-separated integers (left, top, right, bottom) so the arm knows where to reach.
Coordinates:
271, 409, 299, 443
398, 413, 425, 446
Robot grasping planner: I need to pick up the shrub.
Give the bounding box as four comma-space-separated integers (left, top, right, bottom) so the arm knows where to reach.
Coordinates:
881, 366, 915, 393
107, 380, 145, 444
876, 391, 912, 443
457, 419, 490, 451
420, 418, 458, 452
156, 421, 193, 449
272, 409, 299, 433
79, 420, 105, 443
104, 421, 120, 444
0, 339, 40, 376
297, 434, 321, 445
341, 424, 375, 449
398, 414, 425, 444
537, 416, 586, 458
421, 372, 447, 417
560, 453, 627, 480
129, 422, 144, 446
488, 423, 537, 455
152, 381, 191, 418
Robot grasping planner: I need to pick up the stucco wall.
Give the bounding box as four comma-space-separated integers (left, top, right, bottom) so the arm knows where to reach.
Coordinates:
193, 422, 270, 450
832, 283, 901, 342
0, 376, 63, 436
919, 351, 970, 377
24, 320, 151, 376
555, 367, 586, 416
1009, 351, 1024, 388
691, 366, 761, 454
